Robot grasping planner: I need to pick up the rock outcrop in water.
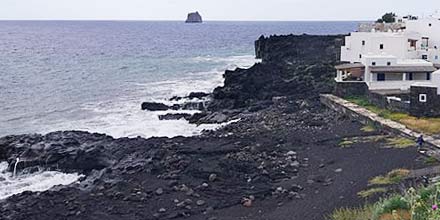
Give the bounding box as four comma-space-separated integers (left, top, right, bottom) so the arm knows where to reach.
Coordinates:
0, 34, 426, 220
185, 12, 203, 23
202, 34, 345, 118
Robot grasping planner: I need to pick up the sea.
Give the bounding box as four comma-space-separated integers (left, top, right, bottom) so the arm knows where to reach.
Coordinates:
0, 21, 360, 139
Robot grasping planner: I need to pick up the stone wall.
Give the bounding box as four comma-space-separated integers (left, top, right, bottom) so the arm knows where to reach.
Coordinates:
410, 86, 440, 117
368, 92, 410, 113
333, 83, 440, 118
333, 82, 368, 98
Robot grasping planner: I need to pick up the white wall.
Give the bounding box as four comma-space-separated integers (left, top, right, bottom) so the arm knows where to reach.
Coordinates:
341, 18, 440, 64
406, 18, 440, 48
341, 32, 408, 63
406, 18, 440, 64
363, 56, 397, 66
369, 80, 424, 90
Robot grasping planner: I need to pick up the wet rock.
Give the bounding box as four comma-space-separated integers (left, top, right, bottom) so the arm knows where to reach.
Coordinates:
158, 113, 192, 121
141, 102, 171, 111
188, 92, 209, 99
181, 102, 207, 111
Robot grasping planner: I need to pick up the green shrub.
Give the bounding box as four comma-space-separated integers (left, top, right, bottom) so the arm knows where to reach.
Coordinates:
382, 196, 410, 213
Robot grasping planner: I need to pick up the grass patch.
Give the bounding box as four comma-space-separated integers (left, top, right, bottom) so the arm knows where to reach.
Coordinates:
361, 124, 377, 132
425, 156, 438, 165
346, 96, 440, 134
328, 205, 375, 220
385, 137, 414, 149
358, 187, 388, 198
339, 139, 355, 147
369, 169, 410, 186
400, 117, 440, 135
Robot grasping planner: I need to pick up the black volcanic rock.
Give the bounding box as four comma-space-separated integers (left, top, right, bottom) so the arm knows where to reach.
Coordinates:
141, 102, 177, 111
188, 92, 209, 99
185, 11, 203, 23
0, 131, 116, 174
158, 113, 192, 120
207, 34, 345, 112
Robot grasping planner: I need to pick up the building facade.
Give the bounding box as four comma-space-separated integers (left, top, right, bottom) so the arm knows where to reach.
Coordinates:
337, 16, 440, 93
335, 15, 440, 117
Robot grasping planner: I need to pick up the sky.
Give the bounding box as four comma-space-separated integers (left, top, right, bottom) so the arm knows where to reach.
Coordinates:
0, 0, 438, 21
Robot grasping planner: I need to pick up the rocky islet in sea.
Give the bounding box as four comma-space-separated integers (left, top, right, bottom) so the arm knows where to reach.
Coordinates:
185, 12, 203, 23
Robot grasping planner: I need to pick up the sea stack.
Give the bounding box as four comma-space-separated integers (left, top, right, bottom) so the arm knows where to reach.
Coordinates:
185, 11, 203, 23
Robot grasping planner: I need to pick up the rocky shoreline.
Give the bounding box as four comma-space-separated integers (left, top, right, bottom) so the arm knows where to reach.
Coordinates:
0, 34, 427, 220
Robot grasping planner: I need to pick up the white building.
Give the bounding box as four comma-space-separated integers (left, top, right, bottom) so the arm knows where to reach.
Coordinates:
336, 16, 440, 93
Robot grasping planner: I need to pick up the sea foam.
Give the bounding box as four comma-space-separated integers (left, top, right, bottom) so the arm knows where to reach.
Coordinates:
40, 55, 257, 139
0, 162, 83, 200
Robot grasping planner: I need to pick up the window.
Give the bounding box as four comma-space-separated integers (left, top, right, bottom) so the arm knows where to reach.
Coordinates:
422, 37, 429, 48
377, 73, 385, 81
408, 73, 414, 81
429, 23, 432, 27
387, 62, 391, 66
436, 55, 439, 60
362, 40, 365, 46
419, 94, 427, 103
409, 39, 417, 48
359, 54, 362, 59
427, 73, 431, 80
380, 44, 384, 50
372, 62, 376, 66
422, 55, 428, 60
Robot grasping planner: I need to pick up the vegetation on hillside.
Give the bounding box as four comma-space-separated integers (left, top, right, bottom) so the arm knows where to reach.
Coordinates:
377, 12, 397, 23
329, 184, 440, 220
